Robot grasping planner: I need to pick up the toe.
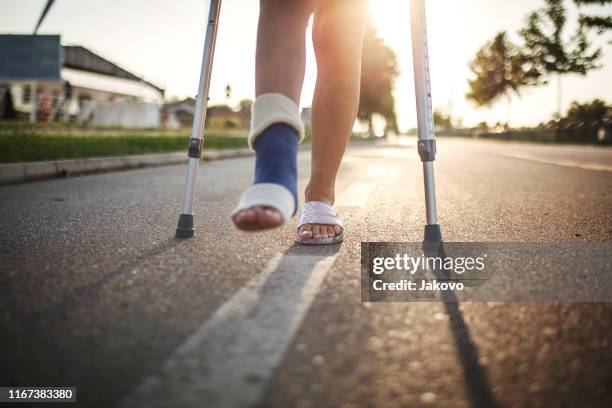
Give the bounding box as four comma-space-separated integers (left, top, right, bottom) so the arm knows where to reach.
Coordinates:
254, 206, 282, 229
232, 206, 282, 231
264, 207, 282, 224
312, 224, 323, 240
231, 210, 242, 223
245, 208, 256, 222
238, 208, 257, 229
252, 207, 265, 224
326, 225, 335, 237
299, 224, 313, 240
242, 209, 256, 225
319, 225, 330, 239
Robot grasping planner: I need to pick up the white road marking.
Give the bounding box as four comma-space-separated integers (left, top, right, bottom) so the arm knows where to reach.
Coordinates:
119, 252, 338, 408
495, 153, 612, 173
335, 182, 376, 207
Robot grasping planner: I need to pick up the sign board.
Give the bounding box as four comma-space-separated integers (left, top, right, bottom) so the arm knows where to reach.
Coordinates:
0, 35, 62, 81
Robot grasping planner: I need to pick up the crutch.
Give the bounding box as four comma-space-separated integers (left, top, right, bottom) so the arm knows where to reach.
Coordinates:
410, 0, 442, 243
176, 0, 222, 238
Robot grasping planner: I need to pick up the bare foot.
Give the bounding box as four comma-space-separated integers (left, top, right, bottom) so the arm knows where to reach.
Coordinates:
297, 222, 342, 241
232, 206, 284, 231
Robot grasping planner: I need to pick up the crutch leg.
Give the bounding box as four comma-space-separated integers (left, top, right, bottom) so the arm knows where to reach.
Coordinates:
176, 0, 223, 238
410, 0, 442, 243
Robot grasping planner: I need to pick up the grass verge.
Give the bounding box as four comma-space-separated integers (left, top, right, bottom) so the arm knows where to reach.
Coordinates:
0, 130, 249, 163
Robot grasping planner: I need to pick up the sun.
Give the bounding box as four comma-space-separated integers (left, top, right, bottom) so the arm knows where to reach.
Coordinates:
367, 1, 409, 44
366, 0, 461, 132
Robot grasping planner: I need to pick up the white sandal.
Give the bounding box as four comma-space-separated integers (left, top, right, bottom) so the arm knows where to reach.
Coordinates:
295, 201, 344, 245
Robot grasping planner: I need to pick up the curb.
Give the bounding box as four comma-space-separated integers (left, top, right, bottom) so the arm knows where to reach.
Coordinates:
0, 148, 253, 185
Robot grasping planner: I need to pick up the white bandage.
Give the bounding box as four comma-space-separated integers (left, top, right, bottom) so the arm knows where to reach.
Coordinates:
248, 93, 305, 150
231, 183, 295, 222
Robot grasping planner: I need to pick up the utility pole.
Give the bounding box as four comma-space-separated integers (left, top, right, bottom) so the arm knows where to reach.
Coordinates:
31, 0, 57, 122
33, 0, 56, 34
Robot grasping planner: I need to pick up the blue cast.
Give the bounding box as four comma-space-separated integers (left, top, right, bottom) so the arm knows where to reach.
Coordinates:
253, 124, 299, 214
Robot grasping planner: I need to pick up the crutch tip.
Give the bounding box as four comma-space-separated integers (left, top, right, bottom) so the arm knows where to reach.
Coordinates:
423, 224, 442, 244
176, 213, 195, 238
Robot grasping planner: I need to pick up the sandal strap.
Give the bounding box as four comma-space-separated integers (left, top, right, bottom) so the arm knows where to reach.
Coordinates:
298, 201, 343, 228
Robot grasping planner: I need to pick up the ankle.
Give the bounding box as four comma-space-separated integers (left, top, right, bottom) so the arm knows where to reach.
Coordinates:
305, 184, 334, 205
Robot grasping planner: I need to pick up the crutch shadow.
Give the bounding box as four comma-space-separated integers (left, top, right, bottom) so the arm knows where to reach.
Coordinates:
423, 241, 500, 408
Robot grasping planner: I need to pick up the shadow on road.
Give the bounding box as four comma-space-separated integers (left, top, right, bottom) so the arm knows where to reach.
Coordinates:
282, 241, 343, 257
28, 237, 185, 323
424, 241, 500, 408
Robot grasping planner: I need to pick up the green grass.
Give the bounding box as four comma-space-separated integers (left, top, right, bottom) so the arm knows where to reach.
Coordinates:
0, 129, 249, 163
0, 122, 378, 163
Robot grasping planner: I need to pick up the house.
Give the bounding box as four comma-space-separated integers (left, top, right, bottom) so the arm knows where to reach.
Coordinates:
163, 99, 252, 130
163, 98, 196, 128
1, 35, 164, 128
163, 99, 312, 131
206, 101, 251, 130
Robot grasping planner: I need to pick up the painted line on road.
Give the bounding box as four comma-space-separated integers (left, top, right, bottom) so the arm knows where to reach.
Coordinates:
496, 153, 612, 173
119, 251, 338, 408
335, 182, 376, 207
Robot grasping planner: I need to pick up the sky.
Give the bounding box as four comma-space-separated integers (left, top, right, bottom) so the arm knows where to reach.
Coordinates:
2, 0, 611, 130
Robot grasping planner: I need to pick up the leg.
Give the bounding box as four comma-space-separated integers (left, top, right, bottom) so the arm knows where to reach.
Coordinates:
232, 0, 313, 231
298, 0, 368, 241
255, 0, 312, 104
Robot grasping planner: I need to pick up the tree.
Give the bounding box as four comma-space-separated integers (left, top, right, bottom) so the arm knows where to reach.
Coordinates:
560, 99, 612, 126
433, 109, 453, 132
519, 0, 602, 117
574, 0, 612, 34
358, 22, 399, 137
466, 32, 539, 125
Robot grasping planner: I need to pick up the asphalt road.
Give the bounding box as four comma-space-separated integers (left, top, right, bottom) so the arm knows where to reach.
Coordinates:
0, 138, 611, 408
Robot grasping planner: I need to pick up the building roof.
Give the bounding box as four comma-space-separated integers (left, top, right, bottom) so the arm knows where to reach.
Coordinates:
62, 45, 164, 95
61, 67, 164, 102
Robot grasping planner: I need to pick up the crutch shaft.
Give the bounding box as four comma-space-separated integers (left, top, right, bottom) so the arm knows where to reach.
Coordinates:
410, 0, 439, 227
176, 0, 222, 238
422, 161, 437, 225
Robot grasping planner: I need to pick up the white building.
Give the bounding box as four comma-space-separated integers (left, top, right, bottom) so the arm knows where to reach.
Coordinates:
5, 45, 164, 128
